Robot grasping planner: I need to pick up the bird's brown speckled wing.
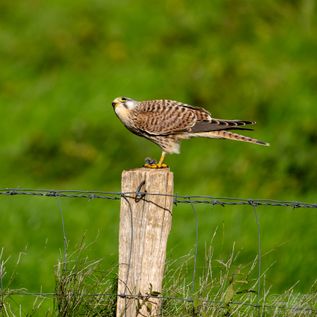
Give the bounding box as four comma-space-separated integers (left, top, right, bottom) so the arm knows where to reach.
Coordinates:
133, 99, 211, 135
133, 99, 255, 135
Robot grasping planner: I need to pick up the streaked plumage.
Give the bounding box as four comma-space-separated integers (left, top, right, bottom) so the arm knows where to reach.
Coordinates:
112, 97, 269, 168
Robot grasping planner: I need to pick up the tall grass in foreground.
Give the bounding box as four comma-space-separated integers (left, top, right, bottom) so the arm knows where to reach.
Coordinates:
0, 242, 316, 316
162, 244, 317, 316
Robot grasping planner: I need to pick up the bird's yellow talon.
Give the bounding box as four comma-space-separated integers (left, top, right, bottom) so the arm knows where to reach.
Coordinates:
143, 163, 168, 169
143, 152, 168, 168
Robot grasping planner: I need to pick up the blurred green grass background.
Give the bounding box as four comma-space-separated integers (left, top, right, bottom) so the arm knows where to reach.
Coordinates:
0, 0, 316, 311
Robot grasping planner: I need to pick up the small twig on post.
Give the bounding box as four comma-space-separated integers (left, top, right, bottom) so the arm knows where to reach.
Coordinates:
116, 168, 174, 317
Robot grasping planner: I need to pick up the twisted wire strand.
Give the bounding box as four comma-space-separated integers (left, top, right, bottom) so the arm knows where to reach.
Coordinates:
0, 188, 316, 209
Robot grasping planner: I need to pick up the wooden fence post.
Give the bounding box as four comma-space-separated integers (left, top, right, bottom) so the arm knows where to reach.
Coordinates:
116, 168, 174, 317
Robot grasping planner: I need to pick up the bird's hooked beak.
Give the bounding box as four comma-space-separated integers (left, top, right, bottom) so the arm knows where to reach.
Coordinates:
112, 96, 129, 108
112, 97, 121, 108
112, 97, 137, 110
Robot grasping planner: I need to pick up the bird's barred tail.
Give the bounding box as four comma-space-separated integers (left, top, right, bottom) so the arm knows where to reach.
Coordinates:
192, 130, 270, 146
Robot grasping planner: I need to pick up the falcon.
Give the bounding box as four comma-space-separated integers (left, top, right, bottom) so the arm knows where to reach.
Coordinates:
112, 97, 269, 168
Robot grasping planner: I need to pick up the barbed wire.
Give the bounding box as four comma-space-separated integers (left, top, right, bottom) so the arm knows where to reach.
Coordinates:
0, 188, 316, 208
1, 290, 315, 314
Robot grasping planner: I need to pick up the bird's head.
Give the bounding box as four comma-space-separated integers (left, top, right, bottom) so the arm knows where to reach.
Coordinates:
112, 97, 138, 125
112, 97, 137, 111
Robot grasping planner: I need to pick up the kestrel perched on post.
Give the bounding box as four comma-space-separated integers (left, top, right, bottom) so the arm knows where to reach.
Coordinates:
112, 97, 269, 168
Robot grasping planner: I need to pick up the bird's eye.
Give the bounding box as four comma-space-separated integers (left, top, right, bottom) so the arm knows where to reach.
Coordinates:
121, 97, 127, 102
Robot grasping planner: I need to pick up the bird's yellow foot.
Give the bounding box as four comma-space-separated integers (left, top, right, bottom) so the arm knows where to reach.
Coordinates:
144, 163, 168, 169
144, 157, 168, 168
